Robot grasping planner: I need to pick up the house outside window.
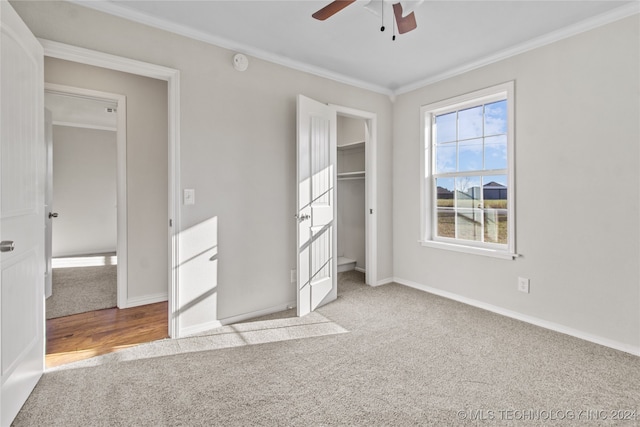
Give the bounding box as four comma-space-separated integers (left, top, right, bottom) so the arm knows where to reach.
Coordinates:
420, 82, 516, 259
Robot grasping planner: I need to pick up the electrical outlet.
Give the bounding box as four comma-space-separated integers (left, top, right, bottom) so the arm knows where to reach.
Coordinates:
290, 269, 296, 283
518, 277, 530, 293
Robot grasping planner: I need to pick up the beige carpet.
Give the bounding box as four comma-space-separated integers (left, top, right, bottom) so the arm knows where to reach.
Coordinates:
46, 265, 117, 319
17, 271, 640, 426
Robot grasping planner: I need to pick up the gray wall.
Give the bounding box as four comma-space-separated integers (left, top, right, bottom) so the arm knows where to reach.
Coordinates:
44, 57, 169, 303
51, 125, 117, 257
392, 16, 640, 351
12, 1, 394, 326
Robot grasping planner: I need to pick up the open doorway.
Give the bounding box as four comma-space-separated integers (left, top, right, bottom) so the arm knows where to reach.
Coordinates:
336, 115, 367, 276
44, 88, 123, 319
42, 68, 171, 366
333, 105, 377, 289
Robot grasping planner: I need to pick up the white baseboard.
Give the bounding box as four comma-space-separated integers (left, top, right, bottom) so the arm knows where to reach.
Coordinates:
219, 301, 296, 326
373, 277, 394, 287
179, 319, 223, 338
52, 249, 117, 258
355, 267, 366, 274
394, 277, 640, 357
124, 293, 167, 309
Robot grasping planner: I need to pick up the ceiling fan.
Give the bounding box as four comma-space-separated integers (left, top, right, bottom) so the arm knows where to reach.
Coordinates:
312, 0, 423, 35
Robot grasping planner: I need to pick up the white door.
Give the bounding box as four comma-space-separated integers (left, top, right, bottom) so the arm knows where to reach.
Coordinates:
296, 95, 337, 316
0, 1, 45, 425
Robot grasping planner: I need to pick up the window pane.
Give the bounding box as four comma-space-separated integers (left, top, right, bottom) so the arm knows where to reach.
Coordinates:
484, 100, 507, 136
458, 106, 483, 140
484, 208, 507, 244
437, 208, 455, 238
484, 135, 507, 170
482, 175, 507, 206
435, 178, 455, 238
458, 138, 483, 172
456, 176, 482, 242
457, 209, 482, 242
435, 142, 456, 173
436, 178, 454, 207
435, 112, 456, 144
455, 176, 481, 209
483, 175, 508, 244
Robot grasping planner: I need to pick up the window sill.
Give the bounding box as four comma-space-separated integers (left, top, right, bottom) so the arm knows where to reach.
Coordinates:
419, 240, 519, 260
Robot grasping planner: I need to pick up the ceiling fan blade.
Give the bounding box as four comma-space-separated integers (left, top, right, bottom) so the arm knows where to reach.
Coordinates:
392, 3, 417, 34
312, 0, 357, 21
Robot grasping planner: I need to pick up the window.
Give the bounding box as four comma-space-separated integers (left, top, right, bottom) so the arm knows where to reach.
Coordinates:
420, 82, 515, 259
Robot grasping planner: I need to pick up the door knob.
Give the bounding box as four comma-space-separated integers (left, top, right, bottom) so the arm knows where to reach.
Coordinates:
295, 213, 311, 222
0, 241, 15, 252
49, 212, 58, 218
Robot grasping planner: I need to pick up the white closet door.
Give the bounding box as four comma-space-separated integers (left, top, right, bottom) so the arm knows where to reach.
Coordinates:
296, 95, 337, 316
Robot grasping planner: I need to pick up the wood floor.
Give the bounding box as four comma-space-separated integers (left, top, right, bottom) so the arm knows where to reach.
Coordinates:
46, 302, 168, 368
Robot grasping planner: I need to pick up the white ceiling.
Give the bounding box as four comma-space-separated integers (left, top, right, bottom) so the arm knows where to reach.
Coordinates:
75, 0, 636, 94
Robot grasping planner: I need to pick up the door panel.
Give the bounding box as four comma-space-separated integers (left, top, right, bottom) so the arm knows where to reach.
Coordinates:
0, 1, 45, 424
2, 251, 39, 374
296, 95, 337, 317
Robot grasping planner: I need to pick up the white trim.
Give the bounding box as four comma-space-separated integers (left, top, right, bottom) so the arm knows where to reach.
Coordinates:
219, 301, 297, 326
51, 121, 117, 132
355, 266, 366, 274
125, 293, 168, 309
419, 240, 518, 260
40, 39, 179, 81
42, 40, 182, 338
330, 105, 378, 288
394, 277, 640, 357
374, 277, 394, 287
395, 3, 640, 95
177, 320, 223, 338
168, 67, 182, 339
44, 83, 129, 309
66, 0, 392, 97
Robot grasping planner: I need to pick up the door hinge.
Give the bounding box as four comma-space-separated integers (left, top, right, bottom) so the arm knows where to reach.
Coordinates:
169, 219, 173, 227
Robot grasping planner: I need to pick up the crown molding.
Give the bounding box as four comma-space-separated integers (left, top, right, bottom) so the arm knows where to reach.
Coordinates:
394, 2, 640, 95
68, 1, 638, 97
68, 0, 393, 97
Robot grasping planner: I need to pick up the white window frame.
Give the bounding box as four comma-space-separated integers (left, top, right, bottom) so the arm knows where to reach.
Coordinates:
420, 81, 517, 260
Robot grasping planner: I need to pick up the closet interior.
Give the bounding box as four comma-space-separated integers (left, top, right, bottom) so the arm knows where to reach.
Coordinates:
337, 116, 366, 275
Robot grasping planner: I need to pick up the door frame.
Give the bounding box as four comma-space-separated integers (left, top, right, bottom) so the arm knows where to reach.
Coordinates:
44, 83, 128, 307
330, 105, 377, 286
40, 39, 182, 338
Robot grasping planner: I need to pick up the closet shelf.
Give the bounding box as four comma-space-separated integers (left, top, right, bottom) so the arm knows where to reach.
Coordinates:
338, 171, 365, 180
337, 141, 365, 150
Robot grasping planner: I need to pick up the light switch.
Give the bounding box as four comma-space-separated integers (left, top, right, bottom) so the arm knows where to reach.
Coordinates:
184, 189, 195, 205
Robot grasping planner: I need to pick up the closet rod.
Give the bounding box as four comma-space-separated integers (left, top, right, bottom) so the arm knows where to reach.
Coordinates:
338, 177, 365, 181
